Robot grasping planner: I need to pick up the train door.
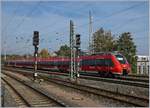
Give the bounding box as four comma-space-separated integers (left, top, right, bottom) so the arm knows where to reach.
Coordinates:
105, 59, 114, 77
105, 59, 110, 74
88, 59, 96, 71
95, 59, 102, 72
95, 58, 106, 72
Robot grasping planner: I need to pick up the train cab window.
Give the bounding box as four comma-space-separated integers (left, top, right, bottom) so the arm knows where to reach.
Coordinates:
115, 54, 126, 64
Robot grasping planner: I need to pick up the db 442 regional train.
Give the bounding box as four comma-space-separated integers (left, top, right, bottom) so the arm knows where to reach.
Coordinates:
5, 52, 131, 76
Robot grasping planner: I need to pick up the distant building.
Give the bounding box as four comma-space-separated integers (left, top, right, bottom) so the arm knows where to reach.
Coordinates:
136, 55, 149, 75
49, 52, 57, 57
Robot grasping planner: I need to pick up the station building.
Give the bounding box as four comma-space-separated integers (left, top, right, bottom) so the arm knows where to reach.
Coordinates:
136, 55, 149, 75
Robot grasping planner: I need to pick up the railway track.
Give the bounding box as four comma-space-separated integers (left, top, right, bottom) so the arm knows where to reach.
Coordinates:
79, 75, 149, 88
2, 68, 149, 107
78, 71, 149, 83
3, 67, 149, 88
116, 75, 149, 83
2, 73, 68, 107
42, 77, 149, 107
1, 80, 28, 107
128, 74, 149, 78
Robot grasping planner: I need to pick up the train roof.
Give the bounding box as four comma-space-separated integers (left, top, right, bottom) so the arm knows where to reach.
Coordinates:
5, 52, 124, 62
5, 57, 70, 62
80, 51, 123, 59
91, 51, 122, 55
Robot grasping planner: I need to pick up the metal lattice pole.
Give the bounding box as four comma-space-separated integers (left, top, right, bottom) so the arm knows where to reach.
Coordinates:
89, 11, 92, 53
70, 20, 75, 80
33, 31, 39, 81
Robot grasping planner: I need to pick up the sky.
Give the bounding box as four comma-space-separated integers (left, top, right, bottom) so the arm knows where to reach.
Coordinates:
1, 1, 149, 56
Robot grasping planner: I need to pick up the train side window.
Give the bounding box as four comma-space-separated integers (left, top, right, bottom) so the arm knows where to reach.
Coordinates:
53, 61, 56, 66
50, 61, 54, 66
66, 61, 70, 65
63, 61, 67, 66
105, 59, 114, 66
64, 61, 69, 66
57, 61, 62, 66
30, 61, 33, 65
39, 61, 43, 65
80, 60, 82, 66
148, 66, 149, 74
95, 59, 105, 66
82, 60, 85, 66
51, 61, 54, 66
56, 61, 59, 66
63, 61, 66, 65
82, 60, 89, 66
95, 59, 113, 66
38, 61, 42, 65
81, 60, 85, 66
89, 59, 95, 66
81, 60, 83, 66
55, 61, 59, 66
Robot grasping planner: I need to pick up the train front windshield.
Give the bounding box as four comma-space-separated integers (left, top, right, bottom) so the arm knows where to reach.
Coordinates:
115, 54, 126, 64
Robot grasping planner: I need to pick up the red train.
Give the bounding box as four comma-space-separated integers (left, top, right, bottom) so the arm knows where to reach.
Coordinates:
5, 52, 131, 76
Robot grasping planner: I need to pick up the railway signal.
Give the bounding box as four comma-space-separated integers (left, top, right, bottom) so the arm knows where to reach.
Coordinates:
75, 34, 81, 78
33, 31, 39, 81
75, 34, 81, 48
33, 31, 39, 46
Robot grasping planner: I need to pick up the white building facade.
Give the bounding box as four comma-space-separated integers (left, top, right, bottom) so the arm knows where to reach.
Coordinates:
136, 55, 149, 75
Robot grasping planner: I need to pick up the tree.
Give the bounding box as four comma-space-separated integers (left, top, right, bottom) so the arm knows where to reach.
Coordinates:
39, 48, 50, 58
55, 44, 70, 57
92, 28, 115, 52
116, 32, 137, 73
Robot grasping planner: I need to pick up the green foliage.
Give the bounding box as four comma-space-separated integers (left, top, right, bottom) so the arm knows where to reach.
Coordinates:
55, 44, 70, 57
92, 28, 115, 52
116, 32, 137, 73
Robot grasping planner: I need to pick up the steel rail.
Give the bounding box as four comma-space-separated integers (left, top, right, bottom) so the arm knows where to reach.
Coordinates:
79, 75, 149, 88
1, 78, 31, 107
128, 74, 149, 78
40, 76, 149, 107
2, 72, 70, 107
2, 68, 149, 107
3, 67, 149, 88
115, 76, 149, 83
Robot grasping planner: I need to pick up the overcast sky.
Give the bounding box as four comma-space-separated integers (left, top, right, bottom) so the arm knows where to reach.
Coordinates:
1, 1, 149, 55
